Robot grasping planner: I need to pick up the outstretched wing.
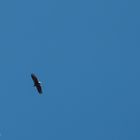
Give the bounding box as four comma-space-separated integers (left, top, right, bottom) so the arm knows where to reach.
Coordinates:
36, 84, 42, 94
31, 73, 39, 85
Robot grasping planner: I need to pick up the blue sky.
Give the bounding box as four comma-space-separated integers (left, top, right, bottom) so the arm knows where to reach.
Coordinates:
0, 0, 140, 139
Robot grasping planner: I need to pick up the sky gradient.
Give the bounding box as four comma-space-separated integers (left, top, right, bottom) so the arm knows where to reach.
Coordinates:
0, 0, 140, 139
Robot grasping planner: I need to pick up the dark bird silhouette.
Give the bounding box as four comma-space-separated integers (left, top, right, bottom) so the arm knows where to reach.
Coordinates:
31, 73, 42, 94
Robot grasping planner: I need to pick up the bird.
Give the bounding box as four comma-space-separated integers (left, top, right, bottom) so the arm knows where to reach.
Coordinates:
31, 73, 42, 94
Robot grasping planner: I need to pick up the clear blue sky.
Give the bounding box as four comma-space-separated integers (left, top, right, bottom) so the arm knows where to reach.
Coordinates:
0, 0, 140, 139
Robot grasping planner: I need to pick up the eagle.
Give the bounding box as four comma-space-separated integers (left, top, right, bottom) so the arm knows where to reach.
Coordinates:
31, 73, 42, 94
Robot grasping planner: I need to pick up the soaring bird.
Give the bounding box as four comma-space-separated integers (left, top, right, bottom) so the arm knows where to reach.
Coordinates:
31, 73, 42, 94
